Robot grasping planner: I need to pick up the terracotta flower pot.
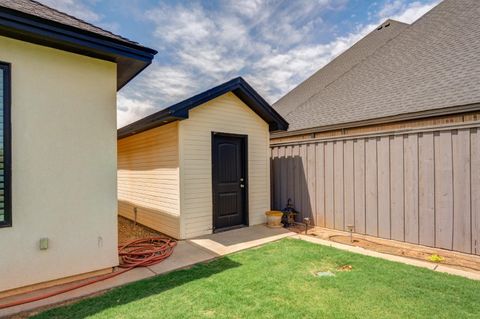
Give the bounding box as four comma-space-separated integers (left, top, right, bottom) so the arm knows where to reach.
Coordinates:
265, 211, 283, 228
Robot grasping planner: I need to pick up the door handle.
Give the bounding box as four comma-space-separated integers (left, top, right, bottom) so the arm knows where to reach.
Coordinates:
240, 184, 245, 188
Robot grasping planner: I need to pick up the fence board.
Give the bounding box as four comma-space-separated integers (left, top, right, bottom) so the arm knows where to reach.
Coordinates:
452, 129, 471, 253
434, 131, 453, 250
390, 135, 405, 241
325, 142, 335, 228
354, 139, 366, 234
307, 143, 316, 223
377, 136, 390, 239
334, 141, 344, 230
315, 143, 326, 227
418, 133, 435, 247
472, 129, 480, 255
365, 138, 378, 236
344, 140, 355, 230
404, 134, 419, 244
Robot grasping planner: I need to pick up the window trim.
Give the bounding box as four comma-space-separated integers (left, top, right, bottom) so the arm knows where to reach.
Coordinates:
0, 62, 11, 228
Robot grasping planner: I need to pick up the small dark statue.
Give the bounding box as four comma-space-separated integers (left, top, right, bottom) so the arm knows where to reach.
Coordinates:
281, 199, 298, 227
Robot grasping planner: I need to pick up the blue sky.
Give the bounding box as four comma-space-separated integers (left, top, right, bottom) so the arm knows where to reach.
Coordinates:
39, 0, 440, 127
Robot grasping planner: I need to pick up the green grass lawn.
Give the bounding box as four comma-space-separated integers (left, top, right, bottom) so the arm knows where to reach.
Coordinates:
34, 239, 480, 319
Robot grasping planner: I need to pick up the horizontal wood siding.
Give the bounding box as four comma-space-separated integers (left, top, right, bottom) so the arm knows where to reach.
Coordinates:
117, 122, 180, 238
271, 123, 480, 254
179, 93, 270, 238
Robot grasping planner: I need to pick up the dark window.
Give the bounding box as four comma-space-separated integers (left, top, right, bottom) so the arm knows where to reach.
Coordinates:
0, 62, 11, 227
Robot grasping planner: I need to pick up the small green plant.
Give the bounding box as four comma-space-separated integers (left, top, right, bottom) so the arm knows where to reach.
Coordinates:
428, 254, 444, 263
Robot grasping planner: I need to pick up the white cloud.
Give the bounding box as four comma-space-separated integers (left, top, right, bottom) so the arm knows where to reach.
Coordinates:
117, 94, 156, 129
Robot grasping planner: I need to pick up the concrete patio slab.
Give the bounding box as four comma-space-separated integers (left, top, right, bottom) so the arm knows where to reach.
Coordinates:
189, 225, 295, 255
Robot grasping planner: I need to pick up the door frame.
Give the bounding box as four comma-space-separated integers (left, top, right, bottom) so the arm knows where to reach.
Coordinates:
211, 131, 249, 233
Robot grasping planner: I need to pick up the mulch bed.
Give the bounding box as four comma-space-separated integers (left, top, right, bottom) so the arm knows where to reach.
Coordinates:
118, 216, 166, 244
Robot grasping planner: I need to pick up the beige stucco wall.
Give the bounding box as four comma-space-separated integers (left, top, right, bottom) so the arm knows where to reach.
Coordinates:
179, 92, 271, 238
0, 36, 118, 292
118, 122, 180, 238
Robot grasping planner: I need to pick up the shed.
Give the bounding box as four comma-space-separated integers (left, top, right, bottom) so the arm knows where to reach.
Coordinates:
117, 77, 288, 239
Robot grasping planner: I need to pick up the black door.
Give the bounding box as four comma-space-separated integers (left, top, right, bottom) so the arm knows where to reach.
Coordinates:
212, 133, 248, 232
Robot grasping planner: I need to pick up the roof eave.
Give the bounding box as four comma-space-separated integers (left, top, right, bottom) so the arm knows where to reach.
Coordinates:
0, 7, 157, 90
117, 77, 289, 140
271, 102, 480, 138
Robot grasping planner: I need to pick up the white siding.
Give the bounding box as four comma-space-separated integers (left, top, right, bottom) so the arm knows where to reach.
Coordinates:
179, 93, 270, 238
118, 122, 180, 238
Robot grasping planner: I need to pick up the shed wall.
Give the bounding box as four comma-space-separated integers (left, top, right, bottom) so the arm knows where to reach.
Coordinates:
117, 122, 181, 238
179, 93, 270, 238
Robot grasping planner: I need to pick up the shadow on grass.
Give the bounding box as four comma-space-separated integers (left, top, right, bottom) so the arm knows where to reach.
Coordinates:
33, 257, 241, 319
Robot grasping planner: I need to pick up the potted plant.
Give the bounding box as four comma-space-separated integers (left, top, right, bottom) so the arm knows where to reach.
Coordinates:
265, 210, 283, 228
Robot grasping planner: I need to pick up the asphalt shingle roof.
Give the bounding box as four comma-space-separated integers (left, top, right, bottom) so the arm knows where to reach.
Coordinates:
0, 0, 137, 45
274, 19, 408, 117
275, 0, 480, 133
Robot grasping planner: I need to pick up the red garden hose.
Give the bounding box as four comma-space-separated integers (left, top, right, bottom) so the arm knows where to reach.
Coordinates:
0, 237, 176, 310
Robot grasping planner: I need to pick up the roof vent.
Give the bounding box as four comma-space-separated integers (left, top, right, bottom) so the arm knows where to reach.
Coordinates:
377, 26, 383, 30
385, 22, 391, 28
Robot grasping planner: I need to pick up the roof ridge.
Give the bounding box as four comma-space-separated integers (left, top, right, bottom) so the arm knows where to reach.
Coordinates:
29, 0, 137, 44
282, 19, 410, 118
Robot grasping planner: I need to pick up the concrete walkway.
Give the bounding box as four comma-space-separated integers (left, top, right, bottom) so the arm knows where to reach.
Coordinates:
0, 225, 294, 318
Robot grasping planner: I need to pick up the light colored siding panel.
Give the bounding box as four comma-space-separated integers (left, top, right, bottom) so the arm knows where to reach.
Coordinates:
418, 133, 435, 247
404, 134, 419, 244
344, 140, 355, 230
180, 93, 270, 238
434, 131, 453, 250
452, 129, 471, 253
315, 143, 326, 227
118, 122, 180, 238
390, 136, 404, 241
365, 138, 378, 236
334, 141, 344, 230
377, 136, 390, 239
325, 142, 335, 229
353, 139, 366, 234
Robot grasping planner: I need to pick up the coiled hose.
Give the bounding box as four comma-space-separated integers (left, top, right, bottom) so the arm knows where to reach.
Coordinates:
0, 237, 176, 310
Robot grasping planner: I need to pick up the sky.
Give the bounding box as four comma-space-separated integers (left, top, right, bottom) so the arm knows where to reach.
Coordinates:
38, 0, 440, 128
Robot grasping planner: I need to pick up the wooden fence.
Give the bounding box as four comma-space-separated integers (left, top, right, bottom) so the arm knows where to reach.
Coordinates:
270, 122, 480, 255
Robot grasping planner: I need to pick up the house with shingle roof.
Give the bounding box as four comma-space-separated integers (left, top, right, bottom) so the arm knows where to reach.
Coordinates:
270, 0, 480, 256
0, 0, 156, 295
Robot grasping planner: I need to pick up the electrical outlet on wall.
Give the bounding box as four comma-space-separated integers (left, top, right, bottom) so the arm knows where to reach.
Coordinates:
39, 238, 49, 250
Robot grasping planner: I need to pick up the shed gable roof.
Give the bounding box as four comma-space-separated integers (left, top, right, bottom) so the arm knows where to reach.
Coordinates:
117, 77, 289, 139
274, 0, 480, 135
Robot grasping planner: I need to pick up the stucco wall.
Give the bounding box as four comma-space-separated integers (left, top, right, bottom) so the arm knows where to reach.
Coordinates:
0, 36, 118, 292
179, 92, 271, 238
118, 122, 180, 239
